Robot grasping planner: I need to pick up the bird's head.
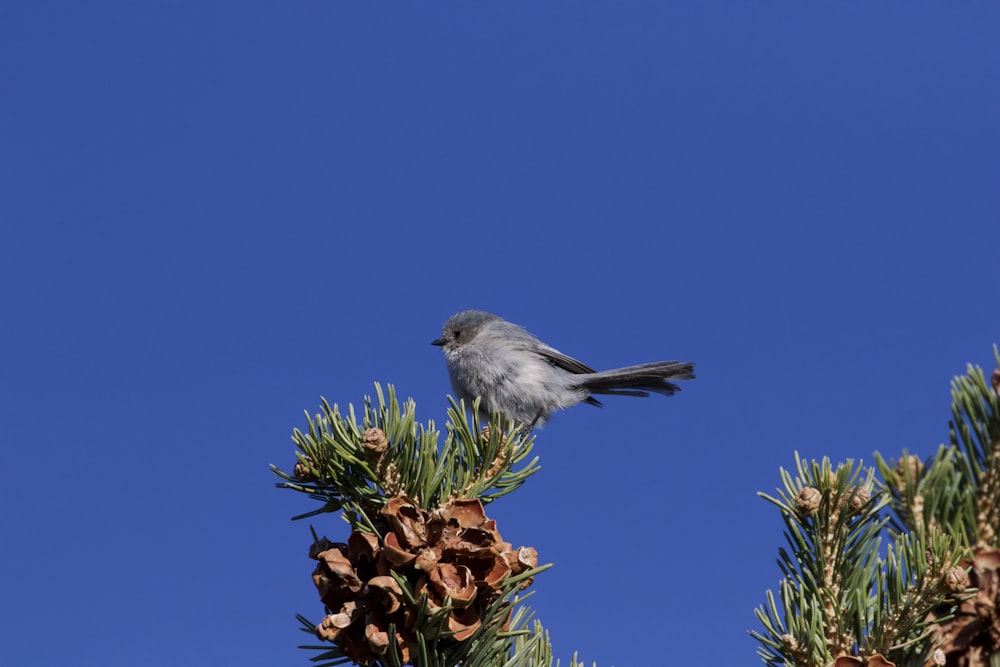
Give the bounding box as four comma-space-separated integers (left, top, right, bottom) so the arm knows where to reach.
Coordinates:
431, 310, 500, 351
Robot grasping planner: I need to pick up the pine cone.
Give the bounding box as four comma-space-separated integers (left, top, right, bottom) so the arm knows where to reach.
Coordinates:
796, 486, 822, 515
309, 495, 537, 664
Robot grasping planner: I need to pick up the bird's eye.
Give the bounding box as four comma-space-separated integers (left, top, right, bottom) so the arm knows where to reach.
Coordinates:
453, 330, 461, 340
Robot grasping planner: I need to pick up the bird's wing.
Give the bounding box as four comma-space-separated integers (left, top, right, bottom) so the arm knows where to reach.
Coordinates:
533, 345, 597, 375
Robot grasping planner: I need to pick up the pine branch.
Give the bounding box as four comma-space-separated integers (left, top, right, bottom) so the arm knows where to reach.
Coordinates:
271, 385, 540, 528
752, 454, 966, 667
273, 384, 588, 667
875, 446, 977, 549
948, 348, 1000, 551
873, 351, 1000, 666
756, 347, 1000, 667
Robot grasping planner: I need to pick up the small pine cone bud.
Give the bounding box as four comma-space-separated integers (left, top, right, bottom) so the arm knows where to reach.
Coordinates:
847, 486, 871, 510
942, 566, 970, 593
293, 457, 317, 482
796, 487, 822, 515
992, 368, 1000, 397
361, 428, 388, 458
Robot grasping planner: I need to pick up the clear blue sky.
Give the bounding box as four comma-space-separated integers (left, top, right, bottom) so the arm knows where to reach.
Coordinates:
2, 3, 998, 666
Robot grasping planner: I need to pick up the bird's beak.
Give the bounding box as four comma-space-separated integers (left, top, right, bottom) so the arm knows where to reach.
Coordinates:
431, 338, 445, 346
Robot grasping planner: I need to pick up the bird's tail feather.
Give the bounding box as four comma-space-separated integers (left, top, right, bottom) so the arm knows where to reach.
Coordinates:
576, 361, 695, 398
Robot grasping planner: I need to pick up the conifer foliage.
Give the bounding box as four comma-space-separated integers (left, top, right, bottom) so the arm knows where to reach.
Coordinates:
273, 385, 589, 667
753, 348, 1000, 667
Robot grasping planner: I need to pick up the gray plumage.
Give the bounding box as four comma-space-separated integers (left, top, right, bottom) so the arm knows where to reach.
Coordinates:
432, 310, 694, 427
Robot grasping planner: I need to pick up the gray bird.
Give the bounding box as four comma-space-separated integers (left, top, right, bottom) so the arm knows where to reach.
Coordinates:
432, 310, 695, 427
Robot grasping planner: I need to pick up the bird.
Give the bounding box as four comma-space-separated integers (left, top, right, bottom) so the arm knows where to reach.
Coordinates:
432, 310, 694, 427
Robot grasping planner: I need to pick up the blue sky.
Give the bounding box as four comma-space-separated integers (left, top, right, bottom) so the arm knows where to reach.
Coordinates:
2, 3, 998, 666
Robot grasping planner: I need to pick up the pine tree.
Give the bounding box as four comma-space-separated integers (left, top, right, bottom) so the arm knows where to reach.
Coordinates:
272, 386, 592, 667
752, 347, 1000, 667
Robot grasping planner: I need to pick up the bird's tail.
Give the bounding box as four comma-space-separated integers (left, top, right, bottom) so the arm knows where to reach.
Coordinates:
575, 361, 695, 399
